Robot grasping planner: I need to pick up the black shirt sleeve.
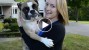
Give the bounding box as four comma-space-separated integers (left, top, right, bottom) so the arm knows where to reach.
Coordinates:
50, 24, 65, 45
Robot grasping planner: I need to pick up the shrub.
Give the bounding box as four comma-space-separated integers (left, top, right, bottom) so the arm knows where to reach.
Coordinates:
3, 18, 12, 23
0, 22, 4, 32
3, 18, 19, 32
11, 18, 17, 23
9, 23, 19, 32
3, 18, 17, 23
69, 7, 89, 21
4, 23, 10, 29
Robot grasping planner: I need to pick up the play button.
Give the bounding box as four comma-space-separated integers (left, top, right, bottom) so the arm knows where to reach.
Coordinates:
38, 18, 52, 32
42, 21, 49, 28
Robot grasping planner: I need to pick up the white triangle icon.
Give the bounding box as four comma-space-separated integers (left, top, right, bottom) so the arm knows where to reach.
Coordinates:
42, 21, 48, 28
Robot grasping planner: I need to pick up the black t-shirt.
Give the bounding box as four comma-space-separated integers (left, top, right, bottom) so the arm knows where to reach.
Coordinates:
19, 20, 65, 50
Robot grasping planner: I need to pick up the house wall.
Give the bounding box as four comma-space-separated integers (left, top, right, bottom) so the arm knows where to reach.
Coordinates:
0, 0, 15, 2
11, 5, 20, 19
3, 6, 12, 18
0, 0, 19, 19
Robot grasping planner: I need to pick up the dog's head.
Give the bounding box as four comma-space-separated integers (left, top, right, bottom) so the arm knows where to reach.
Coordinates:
17, 0, 42, 21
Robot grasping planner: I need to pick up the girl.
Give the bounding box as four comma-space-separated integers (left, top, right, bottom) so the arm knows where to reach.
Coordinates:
25, 0, 68, 50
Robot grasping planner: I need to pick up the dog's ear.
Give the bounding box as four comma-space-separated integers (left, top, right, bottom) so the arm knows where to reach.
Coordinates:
17, 2, 22, 10
32, 4, 37, 10
21, 2, 28, 10
34, 0, 39, 5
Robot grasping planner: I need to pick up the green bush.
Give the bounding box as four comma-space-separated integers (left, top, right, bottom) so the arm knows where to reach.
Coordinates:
11, 18, 17, 23
4, 18, 17, 23
3, 18, 19, 32
9, 23, 19, 32
4, 23, 10, 29
68, 8, 76, 20
0, 22, 4, 32
3, 18, 12, 23
69, 7, 89, 21
79, 7, 89, 21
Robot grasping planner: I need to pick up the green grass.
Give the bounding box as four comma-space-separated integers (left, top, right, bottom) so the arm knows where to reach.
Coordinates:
78, 21, 89, 24
63, 34, 89, 50
0, 34, 89, 50
0, 22, 4, 32
15, 0, 27, 2
69, 20, 89, 24
0, 39, 22, 50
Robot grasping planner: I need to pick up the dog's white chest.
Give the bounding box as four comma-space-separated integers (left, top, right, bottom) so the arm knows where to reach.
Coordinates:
25, 21, 39, 32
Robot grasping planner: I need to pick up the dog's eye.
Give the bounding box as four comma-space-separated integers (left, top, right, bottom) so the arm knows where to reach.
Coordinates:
32, 4, 37, 9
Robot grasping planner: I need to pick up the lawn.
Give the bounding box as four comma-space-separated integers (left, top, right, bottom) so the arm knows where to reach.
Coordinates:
15, 0, 27, 2
0, 22, 4, 32
0, 39, 22, 50
70, 20, 89, 24
0, 34, 89, 50
78, 21, 89, 24
63, 34, 89, 50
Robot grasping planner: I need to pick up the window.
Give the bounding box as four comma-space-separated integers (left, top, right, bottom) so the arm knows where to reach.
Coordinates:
13, 9, 14, 14
0, 6, 3, 15
15, 9, 17, 14
0, 6, 2, 15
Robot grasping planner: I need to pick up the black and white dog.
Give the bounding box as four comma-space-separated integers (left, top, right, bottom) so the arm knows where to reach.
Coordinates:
17, 0, 43, 33
17, 0, 43, 50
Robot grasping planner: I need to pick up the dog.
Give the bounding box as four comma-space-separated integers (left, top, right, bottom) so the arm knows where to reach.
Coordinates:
17, 0, 43, 50
17, 0, 43, 33
21, 2, 41, 32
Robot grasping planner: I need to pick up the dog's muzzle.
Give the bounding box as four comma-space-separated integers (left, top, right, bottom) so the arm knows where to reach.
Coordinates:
22, 7, 38, 20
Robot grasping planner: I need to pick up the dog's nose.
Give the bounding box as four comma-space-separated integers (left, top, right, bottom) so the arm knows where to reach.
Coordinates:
30, 10, 36, 15
22, 7, 30, 14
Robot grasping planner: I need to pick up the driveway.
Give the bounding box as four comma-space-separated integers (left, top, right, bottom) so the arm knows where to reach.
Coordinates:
65, 22, 89, 36
0, 37, 21, 42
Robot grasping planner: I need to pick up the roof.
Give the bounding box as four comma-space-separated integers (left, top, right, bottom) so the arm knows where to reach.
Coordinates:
0, 0, 16, 6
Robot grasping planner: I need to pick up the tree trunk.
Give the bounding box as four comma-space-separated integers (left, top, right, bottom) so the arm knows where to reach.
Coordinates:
75, 7, 79, 22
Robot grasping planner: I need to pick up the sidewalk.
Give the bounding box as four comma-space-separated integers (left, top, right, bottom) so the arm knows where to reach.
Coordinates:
0, 37, 21, 42
65, 22, 89, 36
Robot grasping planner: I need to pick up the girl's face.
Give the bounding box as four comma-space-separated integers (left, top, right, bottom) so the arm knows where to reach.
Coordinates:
45, 0, 58, 19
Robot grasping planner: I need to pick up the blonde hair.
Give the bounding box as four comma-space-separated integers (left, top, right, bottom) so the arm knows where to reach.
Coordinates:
56, 0, 69, 25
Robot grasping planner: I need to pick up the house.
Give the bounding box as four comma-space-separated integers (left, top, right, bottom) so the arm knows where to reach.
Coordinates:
0, 0, 19, 19
38, 0, 45, 16
0, 0, 46, 20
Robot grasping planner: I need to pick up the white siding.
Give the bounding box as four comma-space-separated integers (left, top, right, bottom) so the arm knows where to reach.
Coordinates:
0, 0, 15, 3
38, 0, 45, 12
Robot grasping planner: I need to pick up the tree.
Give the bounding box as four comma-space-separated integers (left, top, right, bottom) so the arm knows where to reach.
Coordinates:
67, 0, 89, 22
